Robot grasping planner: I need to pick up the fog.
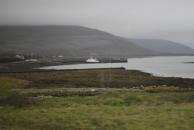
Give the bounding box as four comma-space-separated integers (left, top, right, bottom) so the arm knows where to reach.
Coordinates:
0, 0, 194, 48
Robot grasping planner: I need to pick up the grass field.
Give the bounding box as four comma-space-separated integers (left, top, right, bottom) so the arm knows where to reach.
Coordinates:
0, 68, 194, 130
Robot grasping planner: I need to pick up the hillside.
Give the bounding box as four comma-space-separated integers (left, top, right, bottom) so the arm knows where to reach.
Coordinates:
130, 39, 194, 55
0, 26, 158, 58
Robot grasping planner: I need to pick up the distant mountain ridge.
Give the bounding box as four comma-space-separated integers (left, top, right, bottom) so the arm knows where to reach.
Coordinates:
130, 39, 194, 55
0, 26, 158, 58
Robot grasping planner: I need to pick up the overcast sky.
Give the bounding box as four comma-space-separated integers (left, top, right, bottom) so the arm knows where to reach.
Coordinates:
0, 0, 194, 48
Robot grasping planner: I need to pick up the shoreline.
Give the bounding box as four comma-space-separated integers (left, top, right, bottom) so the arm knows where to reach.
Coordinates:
1, 55, 194, 79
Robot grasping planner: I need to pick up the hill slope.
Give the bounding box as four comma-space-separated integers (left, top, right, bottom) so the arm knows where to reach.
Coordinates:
0, 26, 158, 58
130, 39, 194, 55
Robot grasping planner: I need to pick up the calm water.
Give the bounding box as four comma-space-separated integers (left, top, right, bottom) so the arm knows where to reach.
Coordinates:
40, 56, 194, 79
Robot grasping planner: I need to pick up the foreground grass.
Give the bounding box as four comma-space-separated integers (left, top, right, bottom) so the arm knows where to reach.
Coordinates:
0, 91, 194, 130
1, 105, 194, 130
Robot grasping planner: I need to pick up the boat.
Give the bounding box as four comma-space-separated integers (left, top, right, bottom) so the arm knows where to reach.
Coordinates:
86, 57, 100, 63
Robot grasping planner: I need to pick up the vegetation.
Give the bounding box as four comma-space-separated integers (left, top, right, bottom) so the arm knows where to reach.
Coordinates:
0, 90, 194, 130
0, 68, 194, 130
0, 93, 36, 108
0, 68, 194, 89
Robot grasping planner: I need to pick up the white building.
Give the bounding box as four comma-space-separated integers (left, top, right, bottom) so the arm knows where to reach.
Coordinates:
15, 55, 25, 60
25, 59, 38, 62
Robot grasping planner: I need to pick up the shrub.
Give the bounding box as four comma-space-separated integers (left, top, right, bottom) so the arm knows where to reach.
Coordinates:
143, 86, 184, 93
124, 95, 142, 105
0, 93, 36, 108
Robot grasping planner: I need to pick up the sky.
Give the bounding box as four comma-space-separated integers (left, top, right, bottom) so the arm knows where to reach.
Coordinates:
0, 0, 194, 48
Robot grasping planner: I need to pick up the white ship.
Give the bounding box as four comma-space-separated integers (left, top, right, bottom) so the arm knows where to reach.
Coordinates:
86, 57, 100, 63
